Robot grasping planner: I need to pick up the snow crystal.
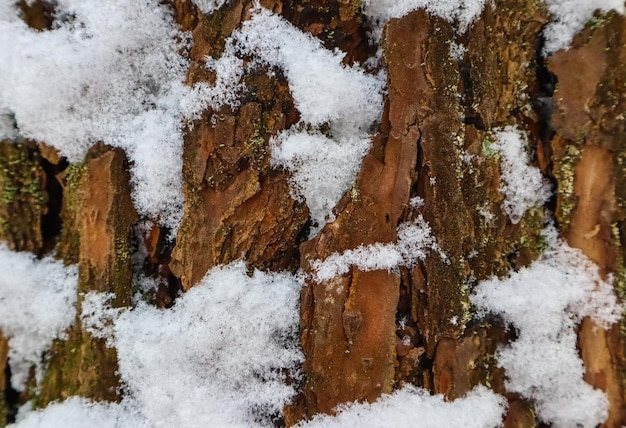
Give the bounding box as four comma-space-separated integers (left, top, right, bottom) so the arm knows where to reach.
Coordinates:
491, 127, 550, 224
0, 0, 199, 230
471, 241, 623, 427
0, 245, 77, 388
299, 385, 506, 428
311, 215, 438, 282
543, 0, 625, 54
449, 41, 467, 61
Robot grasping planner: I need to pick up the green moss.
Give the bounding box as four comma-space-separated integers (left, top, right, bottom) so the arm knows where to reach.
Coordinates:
65, 163, 87, 191
0, 142, 47, 252
56, 163, 86, 264
553, 145, 582, 231
585, 12, 611, 32
0, 145, 46, 206
481, 138, 500, 159
517, 207, 548, 256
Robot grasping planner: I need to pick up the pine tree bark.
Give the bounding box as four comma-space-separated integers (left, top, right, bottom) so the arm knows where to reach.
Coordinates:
1, 0, 626, 427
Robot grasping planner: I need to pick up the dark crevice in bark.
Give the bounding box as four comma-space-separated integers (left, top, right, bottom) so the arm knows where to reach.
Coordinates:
39, 156, 66, 257
140, 226, 183, 308
531, 25, 559, 215
456, 49, 486, 132
3, 364, 20, 425
279, 0, 376, 66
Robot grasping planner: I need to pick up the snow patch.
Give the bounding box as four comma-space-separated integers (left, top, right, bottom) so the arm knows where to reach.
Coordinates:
311, 215, 439, 282
0, 246, 77, 388
299, 385, 506, 428
471, 240, 622, 427
13, 399, 147, 428
362, 0, 486, 30
80, 292, 124, 347
270, 130, 371, 232
192, 0, 229, 15
215, 8, 385, 233
23, 261, 303, 427
543, 0, 625, 53
0, 0, 203, 230
491, 126, 550, 224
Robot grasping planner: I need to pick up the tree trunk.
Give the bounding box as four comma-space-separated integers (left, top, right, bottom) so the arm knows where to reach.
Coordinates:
1, 0, 626, 427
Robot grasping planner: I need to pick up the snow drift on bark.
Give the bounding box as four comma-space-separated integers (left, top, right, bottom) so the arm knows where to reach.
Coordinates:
0, 246, 77, 388
472, 238, 622, 428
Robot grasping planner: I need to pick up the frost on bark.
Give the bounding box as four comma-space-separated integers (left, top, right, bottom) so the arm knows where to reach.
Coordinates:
1, 0, 626, 427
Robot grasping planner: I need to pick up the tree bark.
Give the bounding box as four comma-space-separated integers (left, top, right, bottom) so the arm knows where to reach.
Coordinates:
1, 0, 626, 427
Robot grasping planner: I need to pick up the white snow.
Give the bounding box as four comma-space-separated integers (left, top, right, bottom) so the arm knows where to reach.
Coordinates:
80, 292, 124, 347
362, 0, 486, 30
192, 0, 229, 15
299, 385, 506, 428
310, 215, 439, 282
13, 382, 506, 428
17, 261, 304, 428
113, 261, 303, 427
213, 7, 385, 232
542, 0, 626, 53
0, 0, 201, 230
471, 239, 623, 428
13, 399, 147, 428
270, 130, 371, 232
490, 127, 550, 224
0, 245, 77, 388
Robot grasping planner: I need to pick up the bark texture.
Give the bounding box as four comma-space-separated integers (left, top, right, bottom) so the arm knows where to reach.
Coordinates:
1, 1, 626, 427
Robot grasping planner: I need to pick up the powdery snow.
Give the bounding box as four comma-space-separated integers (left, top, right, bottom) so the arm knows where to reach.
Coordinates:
13, 399, 147, 428
490, 126, 551, 224
213, 7, 385, 232
362, 0, 486, 30
542, 0, 626, 53
299, 385, 506, 428
34, 261, 303, 428
310, 216, 439, 282
270, 130, 371, 233
80, 292, 124, 347
0, 0, 199, 230
191, 0, 229, 15
471, 240, 622, 428
0, 246, 77, 388
13, 383, 506, 428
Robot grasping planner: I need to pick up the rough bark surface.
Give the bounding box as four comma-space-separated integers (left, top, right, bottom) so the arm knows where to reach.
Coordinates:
1, 1, 626, 427
169, 0, 310, 290
548, 12, 626, 426
36, 146, 137, 407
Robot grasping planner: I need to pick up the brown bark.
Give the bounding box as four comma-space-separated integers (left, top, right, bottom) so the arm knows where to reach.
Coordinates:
1, 1, 626, 427
37, 146, 137, 406
548, 11, 626, 426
